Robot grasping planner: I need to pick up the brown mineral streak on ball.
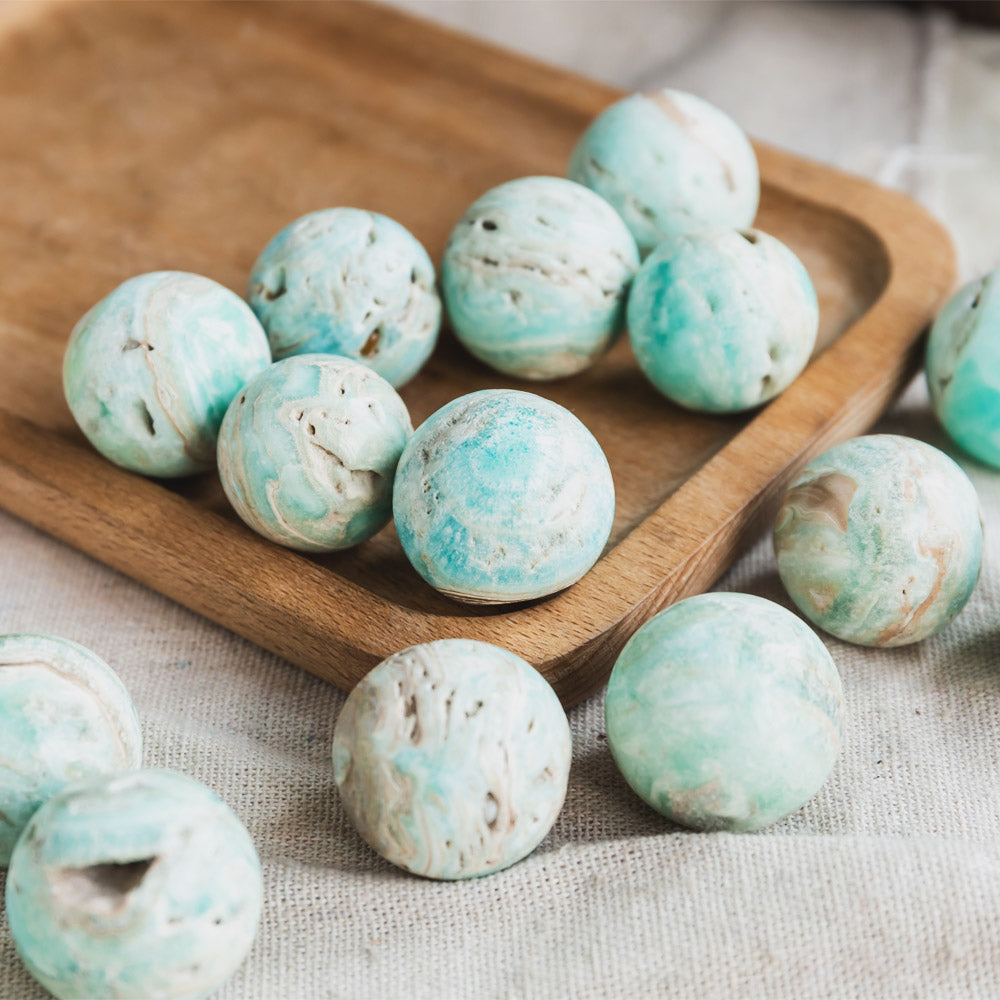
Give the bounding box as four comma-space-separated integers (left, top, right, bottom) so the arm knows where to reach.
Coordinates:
360, 329, 380, 358
665, 779, 736, 830
873, 451, 950, 646
874, 540, 949, 646
806, 584, 838, 614
144, 281, 203, 463
776, 472, 858, 544
645, 91, 737, 192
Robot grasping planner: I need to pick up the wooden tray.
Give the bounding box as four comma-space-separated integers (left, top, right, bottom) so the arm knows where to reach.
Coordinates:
0, 1, 955, 706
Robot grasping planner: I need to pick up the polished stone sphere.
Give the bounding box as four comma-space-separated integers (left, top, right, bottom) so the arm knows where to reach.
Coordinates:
926, 269, 1000, 467
568, 88, 759, 255
247, 208, 441, 387
333, 638, 571, 879
6, 769, 262, 1000
63, 271, 271, 477
441, 176, 639, 379
627, 228, 818, 413
392, 389, 615, 603
0, 633, 142, 866
217, 354, 412, 552
774, 434, 982, 646
605, 592, 843, 832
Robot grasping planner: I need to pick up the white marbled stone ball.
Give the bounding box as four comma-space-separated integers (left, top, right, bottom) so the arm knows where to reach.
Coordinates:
0, 633, 142, 866
392, 389, 615, 604
63, 271, 272, 477
332, 639, 572, 880
568, 88, 759, 256
217, 354, 413, 552
6, 769, 262, 1000
627, 228, 818, 413
246, 208, 441, 388
440, 176, 639, 379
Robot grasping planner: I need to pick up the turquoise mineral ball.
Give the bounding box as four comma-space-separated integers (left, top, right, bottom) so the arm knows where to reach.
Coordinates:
440, 176, 639, 379
774, 434, 983, 647
627, 228, 818, 413
332, 638, 571, 879
605, 593, 843, 832
567, 88, 759, 256
246, 208, 441, 387
392, 389, 615, 603
217, 354, 413, 552
0, 633, 142, 866
6, 769, 262, 1000
63, 271, 272, 478
926, 269, 1000, 467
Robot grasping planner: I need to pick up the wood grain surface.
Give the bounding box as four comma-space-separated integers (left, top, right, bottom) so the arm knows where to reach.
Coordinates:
0, 1, 955, 704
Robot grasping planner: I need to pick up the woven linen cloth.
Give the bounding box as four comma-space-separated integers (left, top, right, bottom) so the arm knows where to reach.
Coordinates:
2, 381, 999, 1000
3, 3, 1000, 998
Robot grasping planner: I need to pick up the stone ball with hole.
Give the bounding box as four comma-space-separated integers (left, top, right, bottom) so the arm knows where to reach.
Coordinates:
217, 354, 413, 552
605, 593, 843, 832
0, 634, 142, 867
568, 88, 760, 256
774, 434, 982, 646
246, 208, 441, 388
63, 272, 272, 477
627, 228, 818, 413
5, 768, 262, 1000
440, 176, 639, 379
392, 389, 615, 603
926, 269, 1000, 467
332, 638, 571, 879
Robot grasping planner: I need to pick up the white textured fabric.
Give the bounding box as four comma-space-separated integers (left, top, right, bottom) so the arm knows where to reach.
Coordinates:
4, 3, 1000, 998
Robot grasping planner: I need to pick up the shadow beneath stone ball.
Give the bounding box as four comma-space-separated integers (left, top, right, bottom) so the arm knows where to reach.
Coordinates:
309, 532, 543, 619
927, 629, 1000, 689
542, 741, 686, 851
260, 729, 680, 870
244, 743, 395, 876
876, 402, 957, 453
540, 738, 848, 849
876, 399, 999, 475
714, 565, 796, 611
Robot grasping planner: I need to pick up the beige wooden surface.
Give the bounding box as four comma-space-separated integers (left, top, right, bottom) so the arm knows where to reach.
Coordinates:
0, 0, 954, 705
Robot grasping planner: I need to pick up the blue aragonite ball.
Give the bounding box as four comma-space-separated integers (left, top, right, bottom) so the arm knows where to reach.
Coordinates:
217, 354, 412, 552
605, 593, 843, 832
926, 269, 1000, 467
627, 229, 818, 413
392, 389, 615, 603
568, 89, 759, 256
6, 769, 262, 1000
0, 634, 142, 866
440, 176, 639, 379
246, 208, 441, 387
63, 272, 272, 478
332, 639, 571, 879
775, 435, 982, 647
